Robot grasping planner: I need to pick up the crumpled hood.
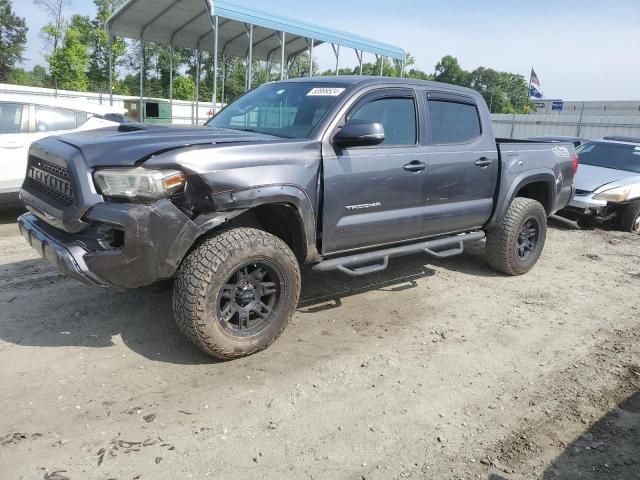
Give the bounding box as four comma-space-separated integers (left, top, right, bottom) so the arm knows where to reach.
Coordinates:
53, 124, 284, 167
574, 164, 640, 192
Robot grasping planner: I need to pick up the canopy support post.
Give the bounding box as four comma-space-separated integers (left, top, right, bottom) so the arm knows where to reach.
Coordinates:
108, 35, 113, 106
279, 32, 286, 80
221, 56, 226, 105
246, 24, 253, 91
169, 45, 173, 109
379, 55, 384, 76
355, 50, 363, 75
139, 40, 144, 123
308, 39, 314, 77
332, 44, 340, 75
195, 49, 200, 125
212, 15, 219, 114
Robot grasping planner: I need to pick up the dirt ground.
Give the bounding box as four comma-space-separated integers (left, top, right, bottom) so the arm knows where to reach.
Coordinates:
0, 209, 638, 480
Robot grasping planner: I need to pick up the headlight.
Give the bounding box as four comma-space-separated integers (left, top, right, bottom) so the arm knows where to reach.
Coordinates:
93, 168, 186, 200
593, 186, 631, 202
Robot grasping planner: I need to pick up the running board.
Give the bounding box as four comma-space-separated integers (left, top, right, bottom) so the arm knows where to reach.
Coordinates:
313, 231, 485, 277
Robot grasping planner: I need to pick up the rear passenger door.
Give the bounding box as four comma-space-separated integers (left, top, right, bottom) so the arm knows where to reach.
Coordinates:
322, 88, 429, 254
422, 92, 498, 236
0, 102, 29, 194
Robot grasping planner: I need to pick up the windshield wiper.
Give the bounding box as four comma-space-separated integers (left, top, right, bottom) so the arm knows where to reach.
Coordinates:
230, 127, 292, 139
235, 128, 261, 134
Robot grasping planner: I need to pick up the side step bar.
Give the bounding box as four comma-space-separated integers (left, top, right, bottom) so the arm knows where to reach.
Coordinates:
313, 231, 485, 277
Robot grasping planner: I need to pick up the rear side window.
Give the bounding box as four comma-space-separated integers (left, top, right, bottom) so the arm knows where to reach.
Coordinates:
428, 99, 481, 144
347, 97, 417, 146
35, 106, 77, 132
0, 103, 23, 134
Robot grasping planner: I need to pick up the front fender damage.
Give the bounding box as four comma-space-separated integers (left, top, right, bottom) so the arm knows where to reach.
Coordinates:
83, 199, 204, 289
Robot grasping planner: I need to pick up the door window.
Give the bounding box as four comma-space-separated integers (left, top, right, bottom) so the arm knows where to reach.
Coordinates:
35, 106, 77, 132
0, 103, 23, 134
428, 99, 481, 144
76, 111, 89, 126
347, 96, 417, 146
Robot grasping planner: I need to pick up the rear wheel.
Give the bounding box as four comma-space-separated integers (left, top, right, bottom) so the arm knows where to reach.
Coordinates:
485, 198, 548, 276
619, 200, 640, 234
172, 228, 301, 360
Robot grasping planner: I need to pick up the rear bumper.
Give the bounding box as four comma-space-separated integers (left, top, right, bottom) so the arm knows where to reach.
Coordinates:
18, 199, 204, 290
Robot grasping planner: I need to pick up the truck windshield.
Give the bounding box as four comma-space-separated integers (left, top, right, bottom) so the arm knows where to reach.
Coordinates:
205, 82, 347, 139
577, 141, 640, 174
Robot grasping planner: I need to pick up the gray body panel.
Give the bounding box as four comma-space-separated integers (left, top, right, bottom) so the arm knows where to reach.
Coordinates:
18, 76, 575, 289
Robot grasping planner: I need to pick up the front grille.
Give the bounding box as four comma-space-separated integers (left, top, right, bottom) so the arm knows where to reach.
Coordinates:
23, 155, 74, 208
575, 189, 591, 196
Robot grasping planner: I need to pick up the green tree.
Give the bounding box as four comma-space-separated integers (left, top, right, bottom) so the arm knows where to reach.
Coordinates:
172, 75, 195, 101
0, 0, 28, 82
468, 67, 530, 113
433, 55, 470, 86
48, 14, 91, 91
87, 0, 127, 92
7, 64, 49, 86
35, 0, 71, 87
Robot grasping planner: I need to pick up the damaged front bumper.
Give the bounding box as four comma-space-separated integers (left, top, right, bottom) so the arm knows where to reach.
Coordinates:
19, 199, 204, 290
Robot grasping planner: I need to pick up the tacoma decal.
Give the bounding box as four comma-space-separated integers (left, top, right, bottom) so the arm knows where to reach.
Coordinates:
346, 202, 381, 211
552, 146, 571, 158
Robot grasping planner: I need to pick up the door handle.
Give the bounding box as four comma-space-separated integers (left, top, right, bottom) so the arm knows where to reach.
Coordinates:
475, 157, 493, 167
403, 160, 427, 172
1, 142, 25, 149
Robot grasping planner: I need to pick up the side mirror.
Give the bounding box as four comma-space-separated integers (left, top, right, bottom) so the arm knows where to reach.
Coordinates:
334, 121, 385, 148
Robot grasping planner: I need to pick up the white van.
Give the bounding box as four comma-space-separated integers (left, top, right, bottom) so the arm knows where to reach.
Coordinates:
0, 95, 125, 206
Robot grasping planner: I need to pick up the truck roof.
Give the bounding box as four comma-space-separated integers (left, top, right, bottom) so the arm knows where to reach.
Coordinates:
278, 76, 481, 97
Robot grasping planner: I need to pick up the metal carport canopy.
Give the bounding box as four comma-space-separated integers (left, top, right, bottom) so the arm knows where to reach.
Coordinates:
106, 0, 406, 61
106, 0, 406, 122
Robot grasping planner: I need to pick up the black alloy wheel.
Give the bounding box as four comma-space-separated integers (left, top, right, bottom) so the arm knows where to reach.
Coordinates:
515, 218, 540, 264
217, 261, 283, 337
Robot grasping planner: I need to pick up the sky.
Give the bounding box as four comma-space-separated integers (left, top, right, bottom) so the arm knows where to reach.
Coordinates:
12, 0, 640, 101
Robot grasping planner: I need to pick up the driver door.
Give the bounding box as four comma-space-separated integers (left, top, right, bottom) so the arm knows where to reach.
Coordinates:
321, 89, 429, 254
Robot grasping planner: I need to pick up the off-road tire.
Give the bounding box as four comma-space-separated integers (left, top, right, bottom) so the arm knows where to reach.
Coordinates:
619, 200, 640, 234
485, 197, 547, 276
172, 228, 301, 360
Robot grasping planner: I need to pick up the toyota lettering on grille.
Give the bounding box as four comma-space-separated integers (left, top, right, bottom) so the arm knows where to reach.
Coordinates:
27, 166, 73, 199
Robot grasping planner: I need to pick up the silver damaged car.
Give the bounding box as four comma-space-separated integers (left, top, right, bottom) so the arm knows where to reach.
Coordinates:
566, 136, 640, 233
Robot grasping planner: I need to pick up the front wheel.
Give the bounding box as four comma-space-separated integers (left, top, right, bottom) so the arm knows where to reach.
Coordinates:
619, 200, 640, 234
172, 228, 301, 360
485, 198, 548, 276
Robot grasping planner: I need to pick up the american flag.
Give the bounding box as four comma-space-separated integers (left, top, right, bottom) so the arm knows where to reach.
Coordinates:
529, 68, 543, 99
530, 69, 540, 87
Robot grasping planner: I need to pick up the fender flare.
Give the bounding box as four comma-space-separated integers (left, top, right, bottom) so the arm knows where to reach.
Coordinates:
488, 170, 558, 229
195, 184, 320, 263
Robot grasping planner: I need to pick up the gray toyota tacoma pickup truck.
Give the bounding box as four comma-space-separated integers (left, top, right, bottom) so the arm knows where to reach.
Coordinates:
18, 77, 577, 359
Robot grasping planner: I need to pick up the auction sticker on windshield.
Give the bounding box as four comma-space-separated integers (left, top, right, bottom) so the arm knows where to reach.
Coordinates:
307, 88, 345, 96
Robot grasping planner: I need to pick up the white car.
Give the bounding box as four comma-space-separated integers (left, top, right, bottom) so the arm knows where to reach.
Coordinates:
0, 95, 125, 206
